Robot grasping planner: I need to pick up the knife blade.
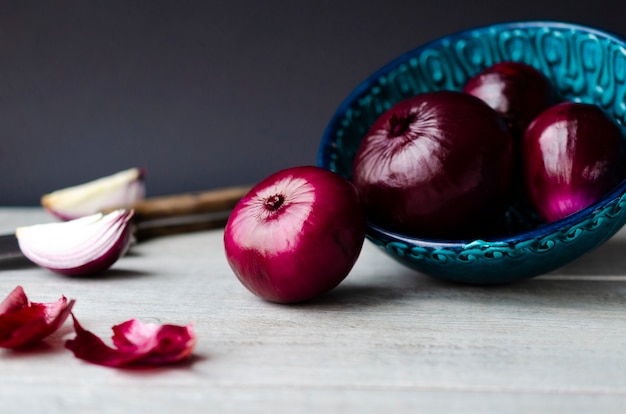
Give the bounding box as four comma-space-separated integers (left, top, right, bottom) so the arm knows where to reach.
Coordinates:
0, 233, 21, 261
0, 185, 251, 262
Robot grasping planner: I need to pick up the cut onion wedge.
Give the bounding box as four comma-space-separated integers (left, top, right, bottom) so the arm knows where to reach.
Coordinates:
15, 209, 135, 276
41, 167, 145, 221
0, 286, 75, 349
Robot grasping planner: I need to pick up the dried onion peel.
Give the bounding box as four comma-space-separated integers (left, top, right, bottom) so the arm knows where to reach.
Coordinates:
65, 315, 196, 367
0, 286, 75, 349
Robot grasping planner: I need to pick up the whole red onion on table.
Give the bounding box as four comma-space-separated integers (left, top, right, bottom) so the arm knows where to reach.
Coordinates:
223, 166, 366, 303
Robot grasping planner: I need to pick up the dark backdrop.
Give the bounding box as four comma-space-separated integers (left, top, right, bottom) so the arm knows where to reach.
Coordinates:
1, 0, 624, 205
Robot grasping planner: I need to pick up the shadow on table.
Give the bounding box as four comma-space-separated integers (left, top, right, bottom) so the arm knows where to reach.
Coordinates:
93, 268, 155, 280
299, 267, 431, 309
113, 353, 207, 376
301, 237, 626, 310
0, 248, 154, 279
0, 257, 35, 271
0, 323, 75, 359
0, 257, 155, 280
550, 236, 626, 277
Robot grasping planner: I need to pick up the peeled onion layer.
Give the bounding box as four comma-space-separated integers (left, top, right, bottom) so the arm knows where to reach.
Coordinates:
0, 286, 75, 349
65, 315, 196, 367
15, 209, 135, 276
41, 167, 145, 221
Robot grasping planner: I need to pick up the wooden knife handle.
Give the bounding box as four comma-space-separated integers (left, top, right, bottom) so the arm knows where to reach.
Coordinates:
133, 213, 233, 240
128, 185, 252, 222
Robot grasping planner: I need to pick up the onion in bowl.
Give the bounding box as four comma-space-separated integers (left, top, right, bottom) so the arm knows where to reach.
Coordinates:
522, 101, 626, 223
351, 90, 515, 240
463, 61, 557, 139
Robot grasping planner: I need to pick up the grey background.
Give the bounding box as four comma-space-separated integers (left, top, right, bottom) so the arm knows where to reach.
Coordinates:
1, 0, 624, 205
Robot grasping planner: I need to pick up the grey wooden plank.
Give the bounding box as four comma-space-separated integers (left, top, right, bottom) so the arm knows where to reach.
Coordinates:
1, 208, 626, 413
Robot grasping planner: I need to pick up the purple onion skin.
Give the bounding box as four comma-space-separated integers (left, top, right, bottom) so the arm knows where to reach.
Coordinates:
352, 91, 515, 239
522, 102, 626, 223
463, 62, 557, 139
224, 166, 366, 304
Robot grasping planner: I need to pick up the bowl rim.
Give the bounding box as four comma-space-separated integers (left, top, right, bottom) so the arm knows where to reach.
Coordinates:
317, 20, 626, 250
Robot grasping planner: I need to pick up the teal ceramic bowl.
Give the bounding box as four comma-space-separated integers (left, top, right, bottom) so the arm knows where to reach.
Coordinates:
317, 21, 626, 284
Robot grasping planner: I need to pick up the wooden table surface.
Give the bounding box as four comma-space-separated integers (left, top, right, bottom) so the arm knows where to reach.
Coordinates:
1, 207, 626, 413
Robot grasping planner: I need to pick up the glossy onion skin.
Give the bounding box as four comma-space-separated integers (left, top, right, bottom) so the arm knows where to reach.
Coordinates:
522, 102, 626, 223
224, 166, 366, 304
351, 91, 515, 239
463, 61, 557, 139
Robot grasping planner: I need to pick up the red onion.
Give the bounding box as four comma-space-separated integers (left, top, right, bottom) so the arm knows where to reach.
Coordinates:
0, 286, 75, 349
223, 166, 366, 303
351, 91, 515, 239
65, 315, 196, 367
16, 209, 135, 276
463, 62, 557, 138
42, 167, 145, 221
522, 101, 626, 222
